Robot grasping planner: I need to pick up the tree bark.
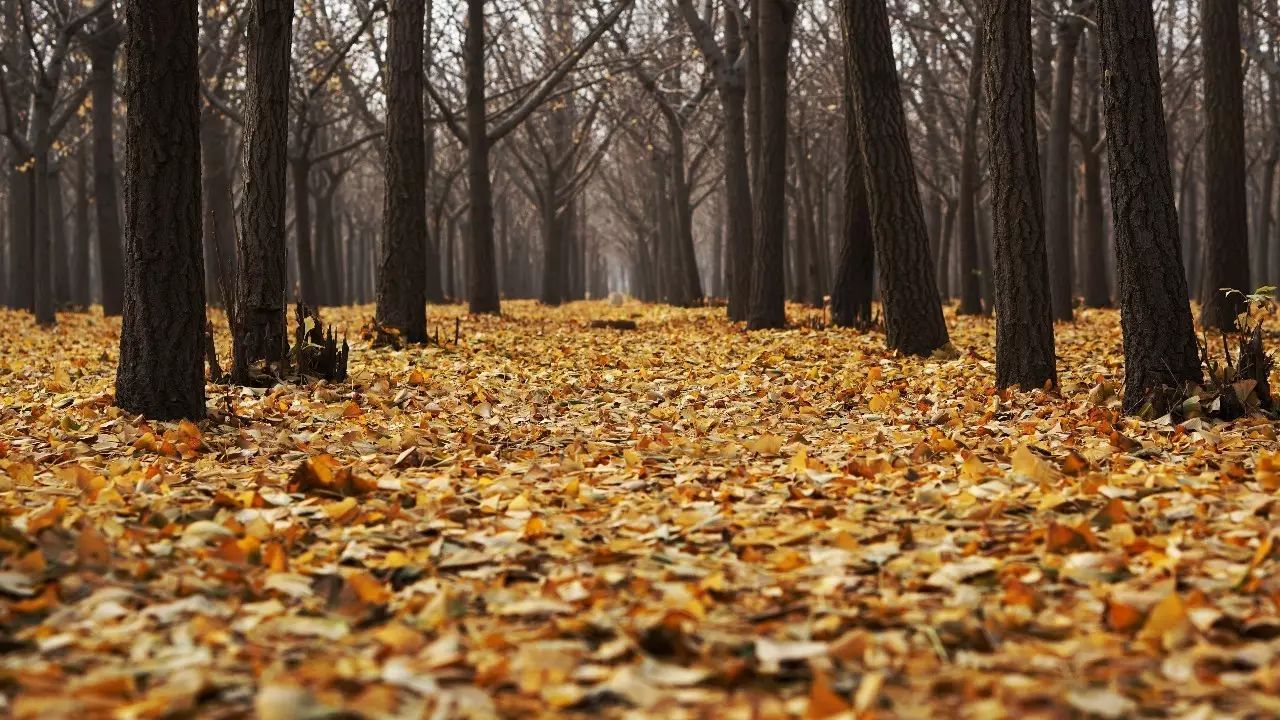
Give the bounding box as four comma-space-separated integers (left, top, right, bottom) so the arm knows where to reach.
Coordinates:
747, 0, 794, 329
116, 0, 206, 420
233, 0, 293, 380
1096, 0, 1201, 411
983, 0, 1057, 389
1198, 0, 1251, 330
842, 0, 949, 354
377, 0, 428, 339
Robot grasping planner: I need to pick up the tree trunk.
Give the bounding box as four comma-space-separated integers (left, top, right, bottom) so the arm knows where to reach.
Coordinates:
1080, 30, 1111, 308
1043, 17, 1082, 321
1096, 0, 1201, 411
116, 0, 206, 420
957, 29, 984, 316
465, 0, 500, 314
377, 0, 428, 339
539, 189, 565, 305
831, 87, 875, 328
723, 10, 753, 320
90, 12, 124, 317
670, 122, 704, 306
74, 145, 92, 308
5, 167, 32, 311
200, 109, 236, 308
842, 0, 949, 354
747, 0, 793, 329
49, 162, 71, 310
30, 89, 56, 325
983, 0, 1057, 389
233, 0, 293, 380
291, 158, 319, 306
1198, 0, 1251, 330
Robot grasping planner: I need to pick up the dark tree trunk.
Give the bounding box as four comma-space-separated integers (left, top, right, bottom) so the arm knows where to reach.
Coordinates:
1080, 31, 1111, 308
233, 0, 293, 381
722, 11, 753, 321
30, 90, 56, 325
8, 169, 33, 313
670, 121, 704, 307
116, 0, 206, 420
957, 29, 984, 315
831, 87, 875, 328
465, 0, 500, 315
539, 189, 566, 305
1043, 17, 1082, 321
200, 106, 236, 308
1096, 0, 1201, 411
1198, 0, 1251, 330
747, 0, 794, 329
50, 163, 71, 310
842, 0, 949, 354
89, 12, 124, 317
291, 158, 319, 306
377, 0, 428, 340
983, 0, 1057, 389
73, 145, 92, 308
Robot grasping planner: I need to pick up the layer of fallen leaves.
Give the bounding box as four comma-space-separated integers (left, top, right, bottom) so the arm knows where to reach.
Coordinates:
1, 301, 1279, 719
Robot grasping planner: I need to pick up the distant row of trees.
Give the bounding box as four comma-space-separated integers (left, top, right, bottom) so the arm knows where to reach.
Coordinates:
0, 0, 1273, 420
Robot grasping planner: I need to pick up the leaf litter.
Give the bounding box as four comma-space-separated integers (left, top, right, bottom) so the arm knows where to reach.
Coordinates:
0, 301, 1279, 718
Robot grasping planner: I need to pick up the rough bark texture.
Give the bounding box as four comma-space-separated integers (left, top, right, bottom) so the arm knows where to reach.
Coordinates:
831, 86, 875, 328
116, 0, 207, 420
1096, 0, 1201, 411
956, 30, 984, 316
465, 0, 500, 315
377, 0, 429, 341
89, 12, 124, 317
1043, 18, 1083, 322
233, 0, 294, 380
1198, 0, 1251, 330
746, 0, 794, 329
842, 0, 949, 354
983, 0, 1057, 389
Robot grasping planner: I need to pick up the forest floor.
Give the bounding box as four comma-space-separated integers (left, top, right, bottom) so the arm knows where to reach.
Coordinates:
1, 300, 1279, 719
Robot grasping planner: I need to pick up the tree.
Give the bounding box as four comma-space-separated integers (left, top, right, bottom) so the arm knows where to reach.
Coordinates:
1042, 12, 1084, 322
746, 0, 795, 330
0, 0, 105, 325
376, 0, 428, 343
677, 0, 754, 321
88, 7, 123, 316
841, 0, 949, 355
232, 0, 294, 382
956, 28, 984, 316
429, 0, 634, 315
830, 85, 874, 328
1096, 0, 1201, 411
115, 0, 206, 420
982, 0, 1056, 389
1198, 0, 1250, 330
